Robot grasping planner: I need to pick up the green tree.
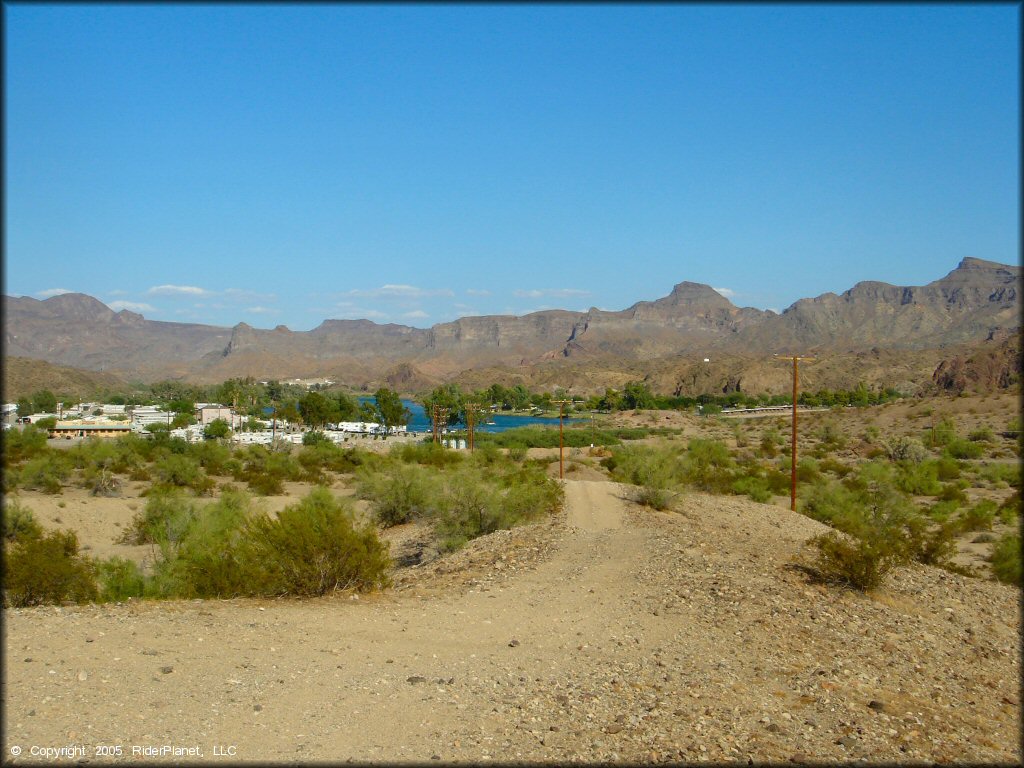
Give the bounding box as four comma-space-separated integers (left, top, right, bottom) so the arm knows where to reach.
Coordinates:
203, 418, 231, 441
622, 381, 655, 410
334, 392, 360, 422
16, 396, 34, 416
298, 392, 340, 428
422, 384, 464, 428
372, 388, 411, 438
32, 390, 58, 414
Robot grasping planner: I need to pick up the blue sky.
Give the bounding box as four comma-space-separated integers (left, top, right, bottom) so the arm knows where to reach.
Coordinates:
4, 4, 1019, 330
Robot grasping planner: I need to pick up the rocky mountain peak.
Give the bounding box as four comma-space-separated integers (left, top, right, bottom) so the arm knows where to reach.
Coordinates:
41, 292, 116, 322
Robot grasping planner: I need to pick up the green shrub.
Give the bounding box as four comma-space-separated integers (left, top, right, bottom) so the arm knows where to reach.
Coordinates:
935, 456, 962, 481
818, 457, 853, 478
990, 534, 1021, 586
730, 475, 772, 503
246, 472, 282, 496
302, 430, 331, 446
4, 530, 99, 607
187, 440, 234, 476
3, 499, 43, 541
682, 439, 734, 492
18, 455, 71, 493
896, 460, 943, 496
168, 488, 257, 598
925, 499, 962, 522
633, 484, 678, 509
945, 438, 984, 460
997, 494, 1020, 525
958, 499, 997, 532
356, 461, 442, 527
393, 441, 465, 468
978, 462, 1021, 488
507, 446, 527, 463
2, 424, 50, 464
903, 517, 960, 567
924, 418, 957, 449
118, 489, 198, 559
968, 426, 995, 443
96, 556, 146, 602
937, 482, 969, 504
241, 487, 391, 595
151, 453, 214, 494
810, 529, 907, 592
882, 435, 929, 464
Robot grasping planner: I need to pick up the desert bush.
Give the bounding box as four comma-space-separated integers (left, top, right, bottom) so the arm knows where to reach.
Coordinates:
945, 438, 984, 460
393, 441, 466, 468
151, 453, 214, 494
924, 418, 957, 449
896, 460, 943, 496
681, 439, 734, 493
187, 440, 234, 476
356, 461, 442, 527
18, 454, 71, 493
730, 475, 773, 503
925, 499, 962, 522
302, 430, 330, 446
997, 494, 1020, 525
758, 430, 780, 458
978, 462, 1021, 488
2, 499, 43, 541
818, 457, 853, 478
958, 499, 997, 533
990, 534, 1021, 586
2, 424, 50, 465
118, 488, 198, 558
234, 445, 302, 495
96, 556, 146, 602
902, 517, 960, 567
968, 425, 995, 443
496, 465, 563, 519
167, 488, 257, 598
3, 530, 99, 607
241, 487, 391, 595
810, 529, 907, 592
507, 446, 528, 462
882, 435, 929, 464
935, 456, 961, 481
816, 420, 846, 449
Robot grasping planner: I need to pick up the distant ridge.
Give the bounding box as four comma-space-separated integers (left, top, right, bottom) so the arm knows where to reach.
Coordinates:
2, 258, 1019, 390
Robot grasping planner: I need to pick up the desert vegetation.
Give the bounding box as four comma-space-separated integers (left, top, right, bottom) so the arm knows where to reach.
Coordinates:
2, 389, 1019, 607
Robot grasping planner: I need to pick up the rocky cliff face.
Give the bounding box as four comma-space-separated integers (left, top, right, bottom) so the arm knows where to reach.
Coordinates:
3, 258, 1019, 389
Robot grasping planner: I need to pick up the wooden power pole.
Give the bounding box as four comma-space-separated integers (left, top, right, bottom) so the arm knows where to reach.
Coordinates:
552, 399, 572, 479
777, 355, 815, 511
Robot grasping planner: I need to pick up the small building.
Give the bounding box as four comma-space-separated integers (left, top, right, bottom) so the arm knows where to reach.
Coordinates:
48, 420, 132, 440
198, 405, 234, 426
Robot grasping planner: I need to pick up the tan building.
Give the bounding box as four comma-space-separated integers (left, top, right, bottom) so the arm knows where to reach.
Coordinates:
48, 420, 132, 440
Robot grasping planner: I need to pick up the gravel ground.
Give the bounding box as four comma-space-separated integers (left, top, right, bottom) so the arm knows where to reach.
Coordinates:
4, 480, 1020, 764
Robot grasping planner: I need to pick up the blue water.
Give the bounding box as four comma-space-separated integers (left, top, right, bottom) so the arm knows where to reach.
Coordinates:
360, 397, 579, 434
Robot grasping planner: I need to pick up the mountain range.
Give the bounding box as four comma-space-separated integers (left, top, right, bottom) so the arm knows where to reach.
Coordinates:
3, 257, 1019, 396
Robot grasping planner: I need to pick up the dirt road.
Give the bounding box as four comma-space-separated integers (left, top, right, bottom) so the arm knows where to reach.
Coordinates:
4, 480, 1020, 763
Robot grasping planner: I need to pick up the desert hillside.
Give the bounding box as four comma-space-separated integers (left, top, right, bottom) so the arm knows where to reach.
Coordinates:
4, 477, 1019, 764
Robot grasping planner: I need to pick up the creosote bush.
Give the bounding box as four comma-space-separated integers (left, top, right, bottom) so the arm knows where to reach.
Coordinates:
4, 529, 99, 607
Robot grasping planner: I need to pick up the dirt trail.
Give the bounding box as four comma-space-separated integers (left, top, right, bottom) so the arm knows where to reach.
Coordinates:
4, 480, 1020, 764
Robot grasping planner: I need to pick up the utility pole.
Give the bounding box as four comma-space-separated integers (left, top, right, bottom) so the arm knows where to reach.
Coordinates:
552, 399, 572, 479
464, 400, 487, 452
776, 355, 815, 512
431, 404, 450, 444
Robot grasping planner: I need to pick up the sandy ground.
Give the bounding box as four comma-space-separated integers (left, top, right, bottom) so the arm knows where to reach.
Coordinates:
3, 479, 1020, 764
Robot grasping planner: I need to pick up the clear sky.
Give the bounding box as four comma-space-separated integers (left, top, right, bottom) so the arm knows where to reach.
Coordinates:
4, 4, 1019, 330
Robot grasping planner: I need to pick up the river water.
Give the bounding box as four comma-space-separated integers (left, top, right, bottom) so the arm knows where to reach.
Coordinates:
360, 398, 580, 434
